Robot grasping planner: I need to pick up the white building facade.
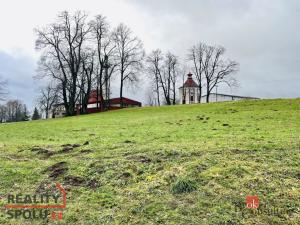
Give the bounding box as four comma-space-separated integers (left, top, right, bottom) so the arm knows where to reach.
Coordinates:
201, 93, 259, 103
179, 73, 259, 104
179, 73, 200, 104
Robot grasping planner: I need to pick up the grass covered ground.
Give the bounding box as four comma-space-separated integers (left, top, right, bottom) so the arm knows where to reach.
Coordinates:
0, 98, 299, 225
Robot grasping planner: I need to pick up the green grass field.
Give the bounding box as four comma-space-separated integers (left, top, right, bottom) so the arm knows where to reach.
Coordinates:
0, 99, 299, 225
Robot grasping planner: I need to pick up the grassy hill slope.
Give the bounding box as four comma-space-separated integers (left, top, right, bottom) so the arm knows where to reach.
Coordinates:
0, 99, 300, 225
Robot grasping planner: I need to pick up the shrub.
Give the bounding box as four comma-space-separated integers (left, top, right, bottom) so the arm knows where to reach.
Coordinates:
171, 178, 197, 194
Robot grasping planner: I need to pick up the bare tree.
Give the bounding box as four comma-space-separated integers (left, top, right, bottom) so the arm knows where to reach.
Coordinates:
187, 43, 206, 102
146, 50, 179, 105
179, 65, 189, 104
146, 49, 164, 106
180, 73, 187, 104
35, 11, 91, 116
90, 15, 116, 110
145, 86, 156, 106
38, 83, 60, 118
79, 50, 95, 114
0, 104, 6, 123
203, 45, 239, 102
160, 52, 178, 105
0, 76, 7, 101
169, 54, 179, 105
104, 59, 117, 109
5, 100, 29, 122
112, 23, 144, 108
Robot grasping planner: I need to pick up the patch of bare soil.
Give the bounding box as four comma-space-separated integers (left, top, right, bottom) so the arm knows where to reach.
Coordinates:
231, 149, 243, 154
88, 161, 106, 174
60, 146, 73, 153
59, 143, 82, 153
63, 175, 100, 189
80, 149, 93, 154
196, 164, 208, 172
72, 144, 81, 148
87, 179, 101, 189
197, 115, 204, 120
127, 155, 152, 163
63, 175, 85, 186
124, 140, 135, 144
1, 154, 30, 162
44, 162, 68, 178
35, 180, 59, 194
31, 146, 55, 158
83, 141, 89, 146
229, 109, 239, 113
119, 172, 132, 179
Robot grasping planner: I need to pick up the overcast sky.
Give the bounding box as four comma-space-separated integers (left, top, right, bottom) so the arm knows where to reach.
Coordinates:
0, 0, 299, 109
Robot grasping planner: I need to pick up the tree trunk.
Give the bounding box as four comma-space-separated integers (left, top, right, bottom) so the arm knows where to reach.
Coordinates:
99, 68, 104, 111
172, 82, 176, 105
157, 90, 160, 106
62, 82, 69, 116
198, 85, 202, 103
206, 84, 210, 103
120, 76, 124, 108
155, 76, 160, 106
166, 96, 171, 105
45, 109, 49, 119
83, 82, 92, 114
104, 67, 109, 111
108, 77, 111, 109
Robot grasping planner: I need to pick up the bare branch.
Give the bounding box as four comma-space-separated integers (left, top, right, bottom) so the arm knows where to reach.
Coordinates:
189, 42, 239, 103
112, 23, 144, 107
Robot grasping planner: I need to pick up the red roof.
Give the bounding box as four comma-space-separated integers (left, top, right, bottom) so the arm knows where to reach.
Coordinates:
87, 90, 141, 106
109, 97, 141, 106
88, 90, 104, 104
182, 73, 198, 87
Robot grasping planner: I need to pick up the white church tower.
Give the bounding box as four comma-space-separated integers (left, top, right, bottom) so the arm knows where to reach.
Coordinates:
179, 73, 199, 104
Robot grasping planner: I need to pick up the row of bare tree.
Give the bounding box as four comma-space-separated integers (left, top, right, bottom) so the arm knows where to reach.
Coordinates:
146, 44, 239, 105
34, 11, 239, 117
188, 43, 239, 103
35, 11, 144, 117
0, 100, 29, 123
0, 76, 31, 123
146, 50, 180, 105
0, 75, 7, 101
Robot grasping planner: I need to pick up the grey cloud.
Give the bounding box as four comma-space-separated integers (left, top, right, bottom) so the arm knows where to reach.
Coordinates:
1, 0, 299, 109
0, 51, 37, 108
130, 0, 300, 98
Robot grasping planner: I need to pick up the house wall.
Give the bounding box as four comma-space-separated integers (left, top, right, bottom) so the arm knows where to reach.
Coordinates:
87, 103, 97, 109
201, 93, 256, 103
50, 105, 66, 118
179, 87, 200, 104
110, 103, 140, 108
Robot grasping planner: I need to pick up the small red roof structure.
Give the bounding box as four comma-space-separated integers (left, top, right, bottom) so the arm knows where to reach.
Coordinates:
88, 90, 104, 104
87, 90, 141, 107
181, 73, 198, 88
109, 97, 142, 107
53, 91, 141, 117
